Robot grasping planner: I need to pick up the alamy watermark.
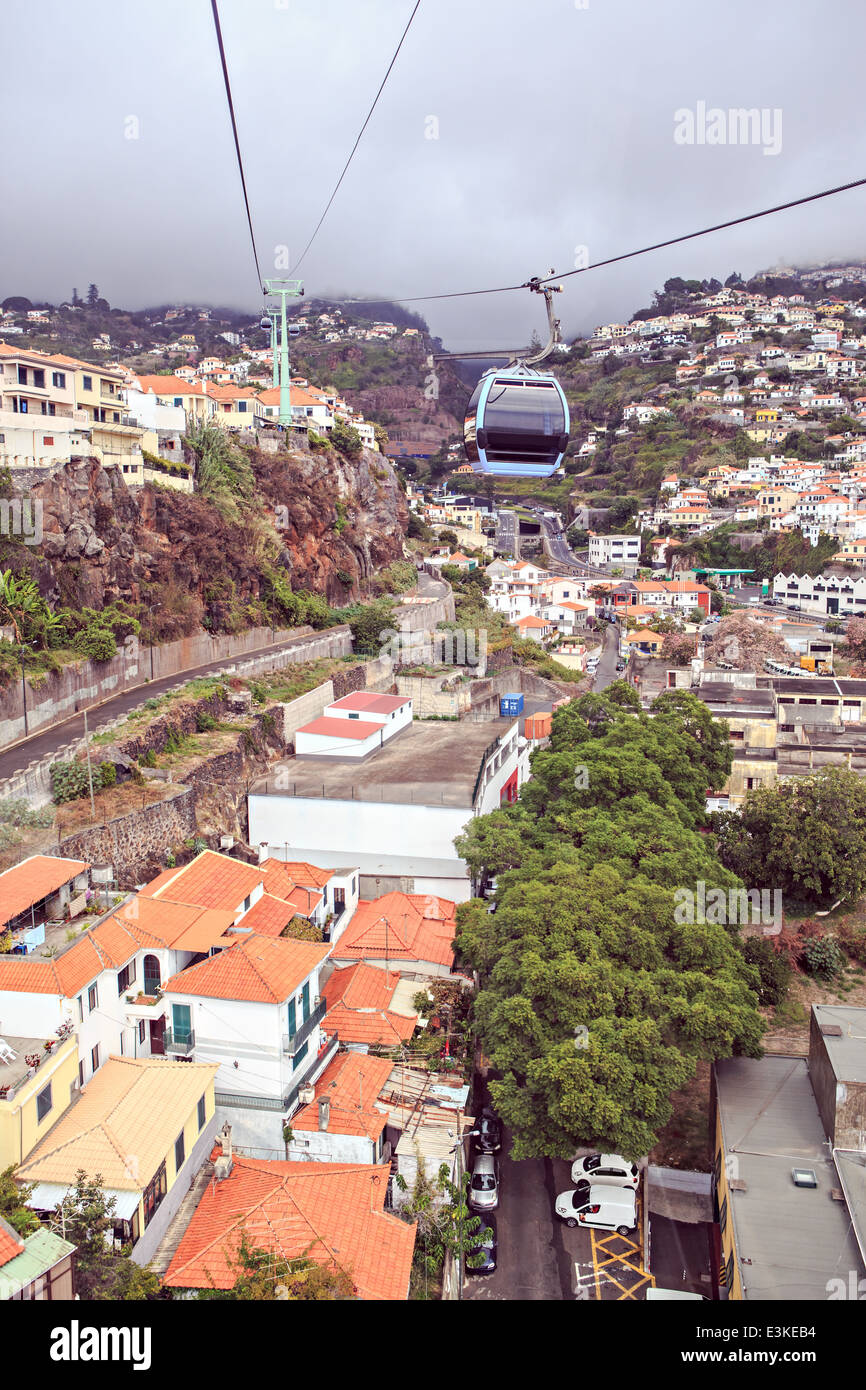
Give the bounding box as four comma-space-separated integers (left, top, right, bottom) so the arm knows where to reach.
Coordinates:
378, 621, 486, 668
0, 497, 43, 546
674, 102, 782, 157
674, 880, 783, 935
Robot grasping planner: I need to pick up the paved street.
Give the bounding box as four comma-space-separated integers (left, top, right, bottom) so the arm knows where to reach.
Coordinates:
495, 508, 519, 558
592, 622, 621, 691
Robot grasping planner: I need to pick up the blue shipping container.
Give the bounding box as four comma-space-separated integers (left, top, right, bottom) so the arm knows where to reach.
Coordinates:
500, 693, 524, 717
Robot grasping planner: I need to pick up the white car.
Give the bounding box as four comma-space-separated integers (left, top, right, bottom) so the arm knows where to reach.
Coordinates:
469, 1153, 499, 1212
555, 1183, 637, 1234
570, 1153, 640, 1189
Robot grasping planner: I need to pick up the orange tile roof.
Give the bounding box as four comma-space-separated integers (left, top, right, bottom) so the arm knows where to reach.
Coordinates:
261, 859, 334, 891
133, 374, 208, 396
110, 896, 235, 951
291, 1051, 393, 1139
17, 1056, 218, 1191
235, 893, 296, 937
322, 964, 417, 1047
0, 856, 89, 927
162, 933, 329, 1003
163, 1155, 415, 1299
334, 892, 457, 970
0, 1218, 25, 1267
142, 851, 263, 914
256, 385, 327, 408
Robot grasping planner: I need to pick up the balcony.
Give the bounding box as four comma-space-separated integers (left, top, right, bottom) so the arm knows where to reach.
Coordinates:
163, 1028, 195, 1055
282, 997, 326, 1055
283, 1032, 338, 1114
124, 993, 165, 1021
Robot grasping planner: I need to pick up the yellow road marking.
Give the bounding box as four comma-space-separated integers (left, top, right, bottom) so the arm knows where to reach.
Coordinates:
587, 1193, 656, 1300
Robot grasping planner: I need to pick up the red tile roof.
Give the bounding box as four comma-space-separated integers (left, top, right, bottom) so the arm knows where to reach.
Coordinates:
261, 859, 334, 891
333, 892, 457, 969
163, 1154, 415, 1299
290, 1051, 393, 1139
235, 893, 296, 937
162, 934, 329, 1004
141, 851, 263, 914
322, 964, 417, 1047
328, 693, 408, 715
0, 1218, 26, 1267
0, 856, 89, 927
296, 716, 384, 740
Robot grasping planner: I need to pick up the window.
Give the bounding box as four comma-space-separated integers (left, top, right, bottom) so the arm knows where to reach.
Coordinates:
175, 1131, 185, 1171
173, 397, 182, 408
17, 365, 27, 385
348, 711, 359, 719
42, 435, 54, 447
77, 995, 84, 1022
197, 1094, 206, 1131
82, 375, 92, 391
143, 1161, 167, 1228
78, 1061, 84, 1089
117, 961, 135, 995
287, 998, 297, 1039
292, 1041, 309, 1072
91, 1043, 100, 1074
138, 1019, 146, 1045
242, 895, 250, 913
52, 371, 66, 388
301, 981, 310, 1022
33, 369, 45, 388
87, 983, 98, 1013
36, 1083, 52, 1123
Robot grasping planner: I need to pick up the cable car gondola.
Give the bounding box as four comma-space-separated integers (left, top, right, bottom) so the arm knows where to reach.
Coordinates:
463, 363, 569, 478
259, 313, 272, 330
461, 279, 569, 478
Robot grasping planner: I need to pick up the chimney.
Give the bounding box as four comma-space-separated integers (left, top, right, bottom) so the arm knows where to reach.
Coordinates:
318, 1096, 330, 1132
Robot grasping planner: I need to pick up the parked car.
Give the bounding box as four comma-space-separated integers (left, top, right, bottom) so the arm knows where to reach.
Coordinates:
467, 1215, 498, 1274
555, 1183, 637, 1234
616, 661, 625, 673
571, 1153, 640, 1189
469, 1153, 499, 1211
474, 1109, 502, 1153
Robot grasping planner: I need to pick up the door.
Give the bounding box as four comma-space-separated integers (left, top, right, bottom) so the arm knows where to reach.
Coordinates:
172, 1003, 192, 1045
150, 1016, 165, 1056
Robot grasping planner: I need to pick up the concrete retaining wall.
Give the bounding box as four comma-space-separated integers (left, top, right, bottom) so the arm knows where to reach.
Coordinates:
0, 626, 353, 806
0, 623, 329, 749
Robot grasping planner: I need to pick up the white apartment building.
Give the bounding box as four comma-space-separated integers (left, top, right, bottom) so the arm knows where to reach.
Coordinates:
587, 533, 641, 567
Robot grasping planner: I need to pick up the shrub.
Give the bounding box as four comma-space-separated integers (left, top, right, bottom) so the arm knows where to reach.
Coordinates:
836, 920, 866, 967
330, 421, 363, 459
98, 761, 116, 788
800, 937, 845, 981
50, 760, 101, 804
742, 936, 792, 1006
140, 749, 157, 768
196, 711, 217, 732
72, 623, 117, 662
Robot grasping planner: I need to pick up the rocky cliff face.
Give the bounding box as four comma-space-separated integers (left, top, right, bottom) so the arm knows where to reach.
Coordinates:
18, 439, 408, 639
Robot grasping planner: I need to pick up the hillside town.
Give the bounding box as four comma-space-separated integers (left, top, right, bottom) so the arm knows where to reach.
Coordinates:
5, 0, 866, 1345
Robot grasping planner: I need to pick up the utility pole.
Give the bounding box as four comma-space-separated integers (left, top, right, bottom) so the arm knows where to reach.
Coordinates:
83, 707, 96, 819
263, 278, 304, 427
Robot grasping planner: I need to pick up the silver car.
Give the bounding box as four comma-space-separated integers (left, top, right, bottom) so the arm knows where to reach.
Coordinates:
469, 1153, 499, 1212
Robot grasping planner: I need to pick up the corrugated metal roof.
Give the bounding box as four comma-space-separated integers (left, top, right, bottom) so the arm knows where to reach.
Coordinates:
715, 1056, 866, 1300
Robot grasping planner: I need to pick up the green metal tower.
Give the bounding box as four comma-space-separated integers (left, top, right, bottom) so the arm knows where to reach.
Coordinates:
263, 277, 304, 426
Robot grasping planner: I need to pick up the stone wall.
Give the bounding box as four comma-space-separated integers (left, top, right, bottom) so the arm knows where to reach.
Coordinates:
395, 674, 472, 718
58, 787, 198, 885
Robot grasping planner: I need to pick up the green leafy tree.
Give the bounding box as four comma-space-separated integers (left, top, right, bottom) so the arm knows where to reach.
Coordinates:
54, 1171, 161, 1300
395, 1162, 483, 1280
714, 767, 866, 909
0, 1165, 40, 1236
196, 1232, 356, 1300
330, 420, 363, 458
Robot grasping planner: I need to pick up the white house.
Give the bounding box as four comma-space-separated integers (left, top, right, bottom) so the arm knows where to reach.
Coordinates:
587, 533, 641, 568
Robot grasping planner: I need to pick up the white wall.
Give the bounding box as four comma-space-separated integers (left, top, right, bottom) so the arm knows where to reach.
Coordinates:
295, 725, 383, 758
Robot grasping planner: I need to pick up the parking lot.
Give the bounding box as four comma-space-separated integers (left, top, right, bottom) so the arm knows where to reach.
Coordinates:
463, 1139, 655, 1302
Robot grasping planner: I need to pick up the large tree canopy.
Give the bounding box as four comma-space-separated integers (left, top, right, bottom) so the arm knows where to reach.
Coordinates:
454, 687, 761, 1161
713, 766, 866, 909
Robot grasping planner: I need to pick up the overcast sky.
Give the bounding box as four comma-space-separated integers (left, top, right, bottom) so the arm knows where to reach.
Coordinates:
3, 0, 866, 349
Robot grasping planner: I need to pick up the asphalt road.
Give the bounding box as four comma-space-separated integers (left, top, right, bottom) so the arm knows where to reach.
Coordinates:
495, 509, 519, 558
0, 625, 347, 783
538, 516, 608, 578
592, 622, 622, 691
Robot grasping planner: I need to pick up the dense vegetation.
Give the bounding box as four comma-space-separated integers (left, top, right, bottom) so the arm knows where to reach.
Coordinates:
454, 686, 764, 1160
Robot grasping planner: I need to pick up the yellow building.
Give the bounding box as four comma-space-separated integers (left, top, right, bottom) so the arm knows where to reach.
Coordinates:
755, 485, 799, 518
16, 1055, 218, 1264
755, 407, 780, 423
0, 1036, 79, 1169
